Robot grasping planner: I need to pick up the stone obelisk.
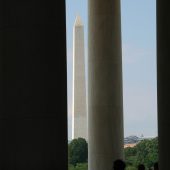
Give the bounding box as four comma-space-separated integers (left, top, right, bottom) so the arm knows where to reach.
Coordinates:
72, 16, 87, 140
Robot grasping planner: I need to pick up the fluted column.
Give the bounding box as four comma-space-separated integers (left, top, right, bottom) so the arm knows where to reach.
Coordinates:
88, 0, 124, 170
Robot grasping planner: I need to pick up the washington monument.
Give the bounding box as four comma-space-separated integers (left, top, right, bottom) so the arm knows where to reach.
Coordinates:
72, 16, 87, 140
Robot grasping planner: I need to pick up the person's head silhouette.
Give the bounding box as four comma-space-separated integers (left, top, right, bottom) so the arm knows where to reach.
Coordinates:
154, 162, 158, 170
113, 159, 126, 170
138, 164, 145, 170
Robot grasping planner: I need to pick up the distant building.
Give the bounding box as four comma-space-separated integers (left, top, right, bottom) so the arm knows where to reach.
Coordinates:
124, 135, 140, 144
124, 135, 156, 148
124, 143, 137, 148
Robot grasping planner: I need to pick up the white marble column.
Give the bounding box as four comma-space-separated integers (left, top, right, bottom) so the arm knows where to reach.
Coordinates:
88, 0, 124, 170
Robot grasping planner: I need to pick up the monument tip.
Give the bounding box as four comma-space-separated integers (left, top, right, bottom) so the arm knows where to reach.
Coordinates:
75, 15, 83, 26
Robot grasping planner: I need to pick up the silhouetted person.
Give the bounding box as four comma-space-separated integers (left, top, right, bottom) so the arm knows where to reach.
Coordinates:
138, 164, 145, 170
113, 159, 126, 170
154, 162, 159, 170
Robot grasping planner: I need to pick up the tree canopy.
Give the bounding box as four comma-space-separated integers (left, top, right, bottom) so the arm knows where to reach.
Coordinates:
68, 138, 88, 166
124, 137, 158, 169
68, 137, 158, 170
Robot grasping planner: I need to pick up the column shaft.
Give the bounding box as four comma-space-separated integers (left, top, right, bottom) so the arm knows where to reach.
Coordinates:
0, 0, 67, 169
88, 0, 124, 170
157, 0, 170, 169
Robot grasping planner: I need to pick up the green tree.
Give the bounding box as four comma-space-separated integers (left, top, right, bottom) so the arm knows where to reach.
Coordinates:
69, 138, 88, 166
124, 146, 137, 167
136, 138, 158, 168
124, 137, 158, 169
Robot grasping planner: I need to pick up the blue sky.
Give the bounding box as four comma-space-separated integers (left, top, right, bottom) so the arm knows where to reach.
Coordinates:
66, 0, 157, 140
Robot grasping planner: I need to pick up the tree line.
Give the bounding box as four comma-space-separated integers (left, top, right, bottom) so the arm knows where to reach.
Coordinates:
125, 137, 158, 169
68, 137, 158, 170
